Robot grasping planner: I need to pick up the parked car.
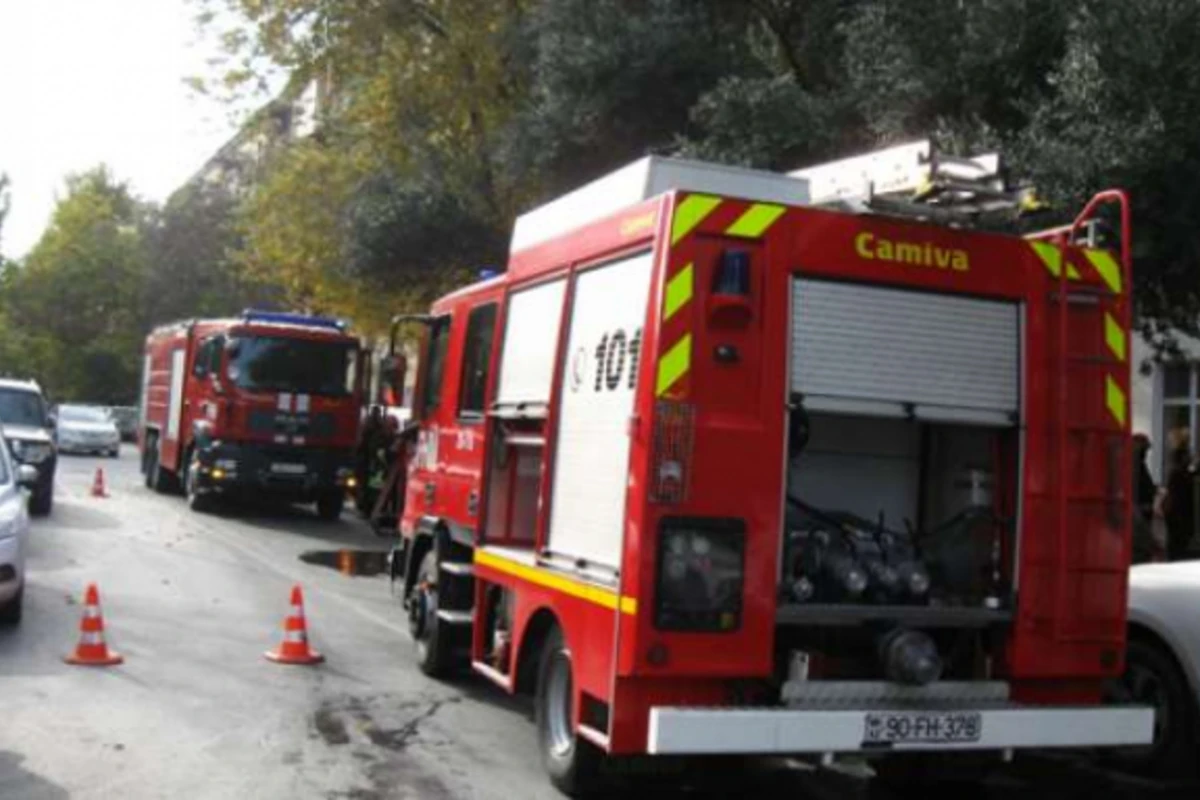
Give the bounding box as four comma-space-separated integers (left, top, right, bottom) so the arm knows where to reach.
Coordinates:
106, 406, 139, 442
1109, 561, 1200, 780
0, 429, 38, 626
54, 404, 121, 457
0, 378, 56, 516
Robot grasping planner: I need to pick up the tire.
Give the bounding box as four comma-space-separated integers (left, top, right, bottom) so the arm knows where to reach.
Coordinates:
316, 490, 345, 521
148, 445, 175, 494
536, 627, 602, 796
109, 448, 119, 459
184, 449, 213, 513
0, 582, 24, 627
29, 486, 52, 517
1107, 637, 1198, 780
408, 551, 455, 677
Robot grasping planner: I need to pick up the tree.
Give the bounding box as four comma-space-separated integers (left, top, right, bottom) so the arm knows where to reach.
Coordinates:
0, 172, 10, 259
5, 167, 148, 402
142, 181, 270, 326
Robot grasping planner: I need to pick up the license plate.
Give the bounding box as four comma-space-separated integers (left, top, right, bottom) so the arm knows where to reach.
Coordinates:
270, 463, 307, 475
863, 711, 982, 745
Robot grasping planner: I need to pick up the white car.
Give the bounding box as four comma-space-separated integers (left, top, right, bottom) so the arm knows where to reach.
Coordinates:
0, 430, 38, 626
54, 404, 121, 457
1111, 561, 1200, 779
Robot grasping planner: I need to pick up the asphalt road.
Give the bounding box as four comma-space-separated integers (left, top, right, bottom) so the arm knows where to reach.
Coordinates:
0, 448, 1190, 799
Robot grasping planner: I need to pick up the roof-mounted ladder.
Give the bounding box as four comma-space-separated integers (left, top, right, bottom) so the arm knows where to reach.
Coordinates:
790, 140, 1045, 225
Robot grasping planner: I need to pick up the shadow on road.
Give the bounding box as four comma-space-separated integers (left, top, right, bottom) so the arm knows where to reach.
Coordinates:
205, 497, 390, 549
0, 751, 70, 800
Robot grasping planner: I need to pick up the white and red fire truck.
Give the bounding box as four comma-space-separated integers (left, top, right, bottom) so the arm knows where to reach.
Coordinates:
379, 143, 1153, 793
140, 310, 363, 518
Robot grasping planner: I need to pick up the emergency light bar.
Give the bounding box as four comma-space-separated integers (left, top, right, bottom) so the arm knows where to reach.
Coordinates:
240, 309, 347, 332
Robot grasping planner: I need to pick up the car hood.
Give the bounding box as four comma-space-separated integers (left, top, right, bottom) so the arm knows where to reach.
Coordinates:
3, 424, 52, 444
58, 421, 118, 436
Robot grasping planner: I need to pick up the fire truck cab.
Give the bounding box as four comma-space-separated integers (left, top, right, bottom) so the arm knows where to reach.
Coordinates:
140, 310, 363, 519
384, 147, 1153, 793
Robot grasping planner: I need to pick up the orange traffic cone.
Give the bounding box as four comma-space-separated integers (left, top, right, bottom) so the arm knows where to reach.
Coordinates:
265, 584, 324, 665
64, 583, 123, 666
90, 468, 108, 498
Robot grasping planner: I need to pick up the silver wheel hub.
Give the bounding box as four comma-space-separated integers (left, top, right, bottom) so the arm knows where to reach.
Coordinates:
545, 651, 574, 758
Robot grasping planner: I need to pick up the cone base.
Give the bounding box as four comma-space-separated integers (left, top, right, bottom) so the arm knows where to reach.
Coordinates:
264, 648, 324, 665
65, 651, 123, 666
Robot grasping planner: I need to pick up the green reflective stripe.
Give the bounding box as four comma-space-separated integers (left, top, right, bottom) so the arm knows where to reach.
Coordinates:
1106, 375, 1127, 427
656, 335, 691, 396
671, 195, 721, 245
663, 263, 693, 322
725, 203, 786, 238
1030, 240, 1080, 279
1104, 312, 1126, 362
1086, 248, 1123, 295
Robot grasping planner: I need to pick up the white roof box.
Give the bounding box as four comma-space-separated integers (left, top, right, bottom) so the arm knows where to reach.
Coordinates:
510, 156, 810, 253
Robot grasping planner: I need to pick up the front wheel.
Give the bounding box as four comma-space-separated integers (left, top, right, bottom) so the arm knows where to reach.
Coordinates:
184, 450, 213, 513
408, 551, 456, 677
536, 627, 602, 796
1106, 638, 1198, 780
0, 582, 24, 627
316, 490, 345, 521
29, 485, 52, 517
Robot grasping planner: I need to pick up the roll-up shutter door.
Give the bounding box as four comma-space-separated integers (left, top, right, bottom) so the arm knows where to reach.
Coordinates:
792, 279, 1019, 425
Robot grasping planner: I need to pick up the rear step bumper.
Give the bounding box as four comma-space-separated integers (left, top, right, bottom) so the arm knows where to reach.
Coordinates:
647, 704, 1154, 755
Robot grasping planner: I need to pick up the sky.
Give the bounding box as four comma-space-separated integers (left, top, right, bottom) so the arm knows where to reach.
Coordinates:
0, 0, 257, 258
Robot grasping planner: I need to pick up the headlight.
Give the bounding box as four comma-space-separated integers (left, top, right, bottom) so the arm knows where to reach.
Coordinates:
655, 519, 744, 632
11, 441, 51, 464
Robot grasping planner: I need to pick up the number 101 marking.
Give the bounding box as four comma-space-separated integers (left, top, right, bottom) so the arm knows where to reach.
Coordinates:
594, 328, 642, 392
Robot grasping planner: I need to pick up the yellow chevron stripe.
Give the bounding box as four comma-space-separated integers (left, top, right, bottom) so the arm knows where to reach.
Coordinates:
656, 334, 691, 397
1104, 312, 1126, 362
671, 195, 721, 245
1106, 375, 1127, 427
1085, 248, 1123, 295
474, 549, 637, 615
1030, 240, 1081, 280
663, 263, 693, 322
726, 203, 786, 238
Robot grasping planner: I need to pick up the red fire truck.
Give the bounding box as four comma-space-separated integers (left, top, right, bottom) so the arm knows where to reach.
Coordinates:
140, 310, 363, 518
380, 144, 1153, 793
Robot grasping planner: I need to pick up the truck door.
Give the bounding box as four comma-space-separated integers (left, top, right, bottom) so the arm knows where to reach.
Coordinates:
406, 314, 454, 530
445, 302, 497, 536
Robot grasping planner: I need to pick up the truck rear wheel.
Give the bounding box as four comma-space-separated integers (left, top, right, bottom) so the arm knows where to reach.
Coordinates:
536, 627, 602, 796
145, 441, 175, 494
409, 551, 455, 677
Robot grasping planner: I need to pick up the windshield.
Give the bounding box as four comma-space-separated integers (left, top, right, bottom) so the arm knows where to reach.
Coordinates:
58, 405, 110, 423
230, 336, 356, 396
0, 389, 47, 428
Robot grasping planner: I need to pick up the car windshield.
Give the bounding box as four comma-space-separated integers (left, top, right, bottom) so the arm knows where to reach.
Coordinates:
230, 336, 356, 396
0, 388, 47, 428
58, 405, 110, 423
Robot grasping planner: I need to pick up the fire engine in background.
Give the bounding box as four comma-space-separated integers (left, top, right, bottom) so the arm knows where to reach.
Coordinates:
377, 142, 1153, 794
140, 310, 364, 519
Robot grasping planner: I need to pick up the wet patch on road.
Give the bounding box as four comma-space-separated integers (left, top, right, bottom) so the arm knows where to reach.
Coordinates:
300, 549, 389, 578
313, 707, 351, 746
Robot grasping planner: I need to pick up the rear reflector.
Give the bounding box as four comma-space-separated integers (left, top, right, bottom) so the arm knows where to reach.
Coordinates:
651, 401, 695, 503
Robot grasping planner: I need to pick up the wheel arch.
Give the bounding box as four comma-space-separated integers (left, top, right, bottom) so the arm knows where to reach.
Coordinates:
516, 606, 561, 695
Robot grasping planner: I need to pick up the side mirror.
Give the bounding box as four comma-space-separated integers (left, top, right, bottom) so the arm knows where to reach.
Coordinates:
17, 464, 38, 489
46, 413, 56, 430
378, 354, 407, 406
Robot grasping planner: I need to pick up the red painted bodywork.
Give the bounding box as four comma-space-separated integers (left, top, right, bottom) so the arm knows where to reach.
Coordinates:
140, 317, 363, 476
399, 191, 1133, 755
